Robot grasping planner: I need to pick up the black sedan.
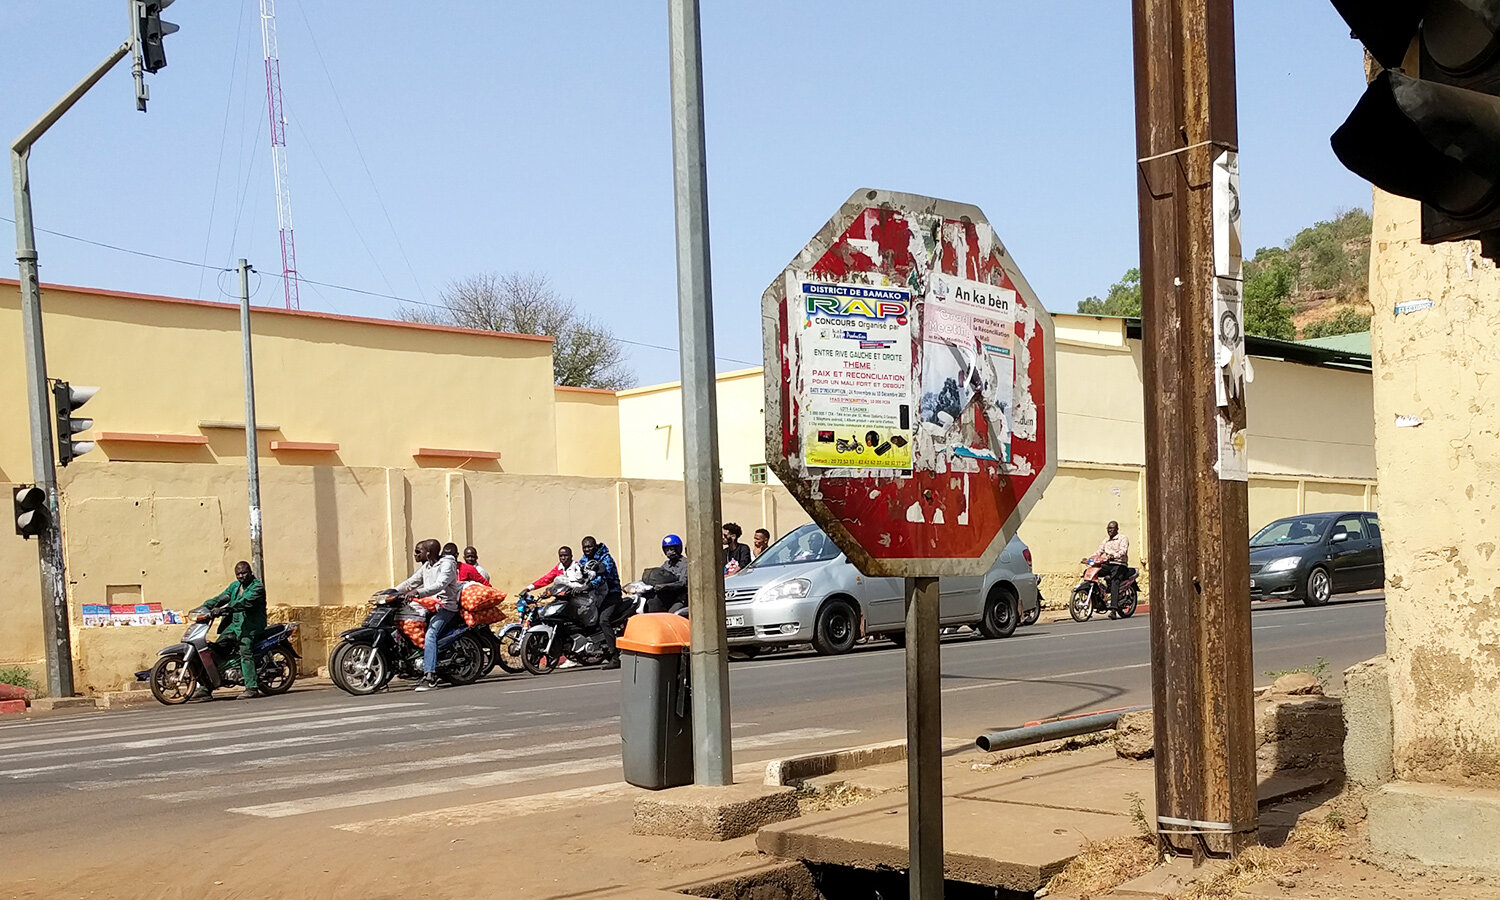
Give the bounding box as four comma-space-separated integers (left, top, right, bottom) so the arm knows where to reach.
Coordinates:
1248, 511, 1384, 606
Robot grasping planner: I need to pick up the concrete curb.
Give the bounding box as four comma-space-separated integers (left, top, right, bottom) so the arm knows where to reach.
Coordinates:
764, 737, 973, 787
1043, 604, 1152, 624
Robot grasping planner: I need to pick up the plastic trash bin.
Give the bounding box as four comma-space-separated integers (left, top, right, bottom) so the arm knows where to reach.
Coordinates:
618, 613, 694, 790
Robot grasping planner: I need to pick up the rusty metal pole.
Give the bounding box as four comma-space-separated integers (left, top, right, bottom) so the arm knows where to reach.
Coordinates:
1131, 0, 1258, 857
904, 575, 944, 897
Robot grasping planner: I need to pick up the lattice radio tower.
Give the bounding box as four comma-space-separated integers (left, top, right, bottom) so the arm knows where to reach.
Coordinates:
258, 0, 300, 309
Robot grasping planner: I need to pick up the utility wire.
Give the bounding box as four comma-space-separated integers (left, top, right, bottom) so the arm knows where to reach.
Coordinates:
0, 215, 761, 368
196, 0, 250, 299
292, 0, 427, 302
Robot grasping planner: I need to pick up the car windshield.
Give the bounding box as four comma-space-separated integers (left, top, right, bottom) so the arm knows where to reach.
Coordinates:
742, 523, 840, 569
1251, 516, 1327, 547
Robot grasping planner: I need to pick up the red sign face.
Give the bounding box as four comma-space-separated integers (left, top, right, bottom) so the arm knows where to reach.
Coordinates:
763, 189, 1056, 577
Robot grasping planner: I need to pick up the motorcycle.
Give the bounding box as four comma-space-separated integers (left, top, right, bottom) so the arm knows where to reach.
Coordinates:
1022, 574, 1043, 626
623, 566, 688, 616
329, 590, 486, 695
1069, 558, 1140, 622
493, 591, 543, 674
140, 605, 299, 705
518, 574, 632, 675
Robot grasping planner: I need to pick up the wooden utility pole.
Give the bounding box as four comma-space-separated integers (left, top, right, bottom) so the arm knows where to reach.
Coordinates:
1131, 0, 1258, 857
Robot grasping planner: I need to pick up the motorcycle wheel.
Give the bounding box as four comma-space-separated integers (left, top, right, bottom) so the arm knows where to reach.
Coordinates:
495, 629, 525, 674
442, 634, 485, 685
148, 656, 197, 705
1115, 586, 1139, 619
475, 632, 498, 678
331, 642, 389, 696
1069, 586, 1095, 623
258, 646, 298, 694
520, 631, 558, 676
1021, 602, 1041, 627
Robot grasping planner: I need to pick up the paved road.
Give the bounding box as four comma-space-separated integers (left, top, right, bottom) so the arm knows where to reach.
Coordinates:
0, 595, 1384, 849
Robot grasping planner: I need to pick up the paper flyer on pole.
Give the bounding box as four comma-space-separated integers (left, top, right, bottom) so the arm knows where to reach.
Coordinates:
794, 279, 914, 470
919, 273, 1017, 463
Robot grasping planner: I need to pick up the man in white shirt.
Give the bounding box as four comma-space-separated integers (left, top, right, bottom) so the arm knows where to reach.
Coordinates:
395, 539, 460, 692
1095, 521, 1130, 617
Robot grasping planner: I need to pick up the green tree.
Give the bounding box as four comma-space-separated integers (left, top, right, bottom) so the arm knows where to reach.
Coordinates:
1286, 208, 1371, 296
1077, 268, 1142, 316
1242, 248, 1298, 340
1302, 306, 1371, 339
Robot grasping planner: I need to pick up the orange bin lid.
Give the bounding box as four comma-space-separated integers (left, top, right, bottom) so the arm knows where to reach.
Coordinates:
618, 613, 692, 655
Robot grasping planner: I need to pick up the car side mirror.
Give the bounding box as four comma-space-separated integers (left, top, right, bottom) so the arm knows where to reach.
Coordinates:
1331, 531, 1349, 544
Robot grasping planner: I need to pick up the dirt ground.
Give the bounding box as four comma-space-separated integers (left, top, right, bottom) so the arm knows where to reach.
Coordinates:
0, 790, 770, 900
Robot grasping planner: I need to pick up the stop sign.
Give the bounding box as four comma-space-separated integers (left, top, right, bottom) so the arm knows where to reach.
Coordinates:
763, 189, 1057, 577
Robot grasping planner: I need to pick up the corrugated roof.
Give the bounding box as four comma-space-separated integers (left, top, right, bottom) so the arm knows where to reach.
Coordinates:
1296, 331, 1371, 356
1123, 319, 1371, 372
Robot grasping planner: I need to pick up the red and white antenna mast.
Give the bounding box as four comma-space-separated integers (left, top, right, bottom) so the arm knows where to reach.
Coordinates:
258, 0, 300, 309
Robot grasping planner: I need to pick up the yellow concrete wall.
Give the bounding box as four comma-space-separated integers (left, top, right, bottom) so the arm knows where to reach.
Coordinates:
1369, 189, 1500, 787
20, 461, 814, 692
0, 490, 44, 679
554, 387, 622, 478
616, 368, 774, 485
617, 316, 1377, 483
0, 281, 560, 478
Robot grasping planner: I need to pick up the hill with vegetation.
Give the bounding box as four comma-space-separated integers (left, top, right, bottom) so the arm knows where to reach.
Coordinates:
1077, 209, 1373, 341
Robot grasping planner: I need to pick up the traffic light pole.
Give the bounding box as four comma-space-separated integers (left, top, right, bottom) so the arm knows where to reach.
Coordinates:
1131, 0, 1258, 857
237, 260, 266, 581
667, 0, 733, 786
10, 39, 133, 699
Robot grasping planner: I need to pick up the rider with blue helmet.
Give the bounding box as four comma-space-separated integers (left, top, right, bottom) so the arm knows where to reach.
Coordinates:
657, 534, 689, 612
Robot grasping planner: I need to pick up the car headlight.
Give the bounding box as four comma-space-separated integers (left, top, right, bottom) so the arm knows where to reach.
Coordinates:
756, 579, 811, 602
1264, 557, 1300, 573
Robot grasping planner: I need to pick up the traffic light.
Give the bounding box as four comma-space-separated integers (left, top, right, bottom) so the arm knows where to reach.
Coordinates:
1329, 0, 1500, 259
53, 381, 98, 467
137, 0, 179, 74
13, 486, 48, 539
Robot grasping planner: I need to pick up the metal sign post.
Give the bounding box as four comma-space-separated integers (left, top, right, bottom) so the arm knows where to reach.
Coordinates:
237, 260, 266, 582
764, 190, 1057, 897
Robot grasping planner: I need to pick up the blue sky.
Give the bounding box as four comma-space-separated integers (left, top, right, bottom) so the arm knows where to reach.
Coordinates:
2, 2, 1371, 386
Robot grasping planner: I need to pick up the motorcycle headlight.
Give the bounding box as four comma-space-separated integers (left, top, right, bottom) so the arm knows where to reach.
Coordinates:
1264, 556, 1300, 573
756, 579, 811, 603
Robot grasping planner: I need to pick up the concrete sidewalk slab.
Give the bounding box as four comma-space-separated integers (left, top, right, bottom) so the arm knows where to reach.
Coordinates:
758, 794, 1136, 891
27, 696, 95, 711
634, 782, 799, 841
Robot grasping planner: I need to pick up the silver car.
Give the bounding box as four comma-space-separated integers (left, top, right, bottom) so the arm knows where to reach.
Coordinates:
723, 522, 1040, 656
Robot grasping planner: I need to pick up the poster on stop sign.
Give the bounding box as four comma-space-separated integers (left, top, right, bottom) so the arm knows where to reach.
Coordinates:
765, 189, 1056, 577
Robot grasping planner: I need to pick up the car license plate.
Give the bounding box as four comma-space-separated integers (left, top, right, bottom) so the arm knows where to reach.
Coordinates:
726, 616, 745, 628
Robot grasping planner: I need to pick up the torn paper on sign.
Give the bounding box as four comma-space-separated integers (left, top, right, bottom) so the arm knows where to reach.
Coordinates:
1211, 150, 1249, 482
919, 272, 1016, 465
1394, 415, 1423, 428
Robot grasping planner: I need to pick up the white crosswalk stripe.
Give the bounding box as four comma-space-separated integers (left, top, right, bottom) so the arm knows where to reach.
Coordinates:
225, 726, 857, 820
228, 756, 624, 818
2, 716, 491, 778
64, 717, 623, 791
0, 707, 449, 764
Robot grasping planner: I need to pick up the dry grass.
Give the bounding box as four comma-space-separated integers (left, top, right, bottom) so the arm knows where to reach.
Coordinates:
1044, 835, 1160, 899
793, 782, 877, 813
1170, 813, 1345, 899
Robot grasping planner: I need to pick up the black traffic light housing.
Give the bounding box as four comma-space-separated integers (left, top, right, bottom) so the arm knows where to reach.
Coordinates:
137, 0, 179, 74
53, 380, 98, 467
1330, 0, 1500, 258
14, 485, 48, 539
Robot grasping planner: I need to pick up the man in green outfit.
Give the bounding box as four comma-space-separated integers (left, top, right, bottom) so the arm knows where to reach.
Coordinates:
202, 560, 267, 700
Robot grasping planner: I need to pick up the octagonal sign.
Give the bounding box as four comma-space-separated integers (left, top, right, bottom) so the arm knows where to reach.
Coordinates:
763, 189, 1057, 577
